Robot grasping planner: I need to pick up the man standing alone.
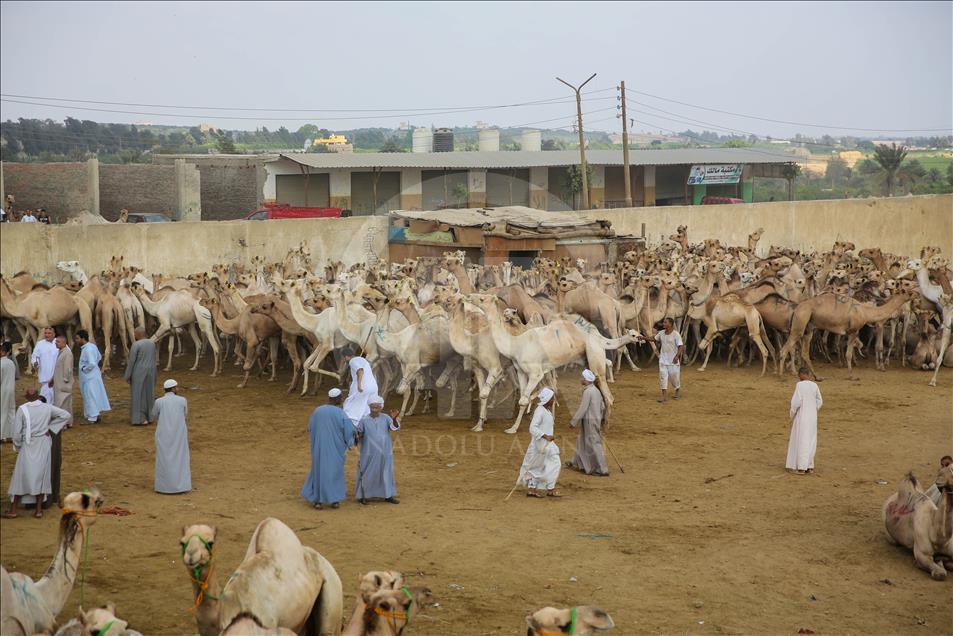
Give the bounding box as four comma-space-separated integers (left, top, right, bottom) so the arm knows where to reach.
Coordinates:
124, 329, 156, 426
31, 327, 58, 404
151, 379, 191, 494
50, 335, 74, 506
653, 318, 684, 403
568, 369, 608, 476
75, 331, 110, 423
786, 367, 823, 475
302, 388, 355, 510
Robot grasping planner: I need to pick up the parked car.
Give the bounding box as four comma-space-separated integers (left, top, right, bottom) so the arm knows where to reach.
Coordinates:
126, 212, 173, 223
700, 196, 745, 205
245, 203, 343, 220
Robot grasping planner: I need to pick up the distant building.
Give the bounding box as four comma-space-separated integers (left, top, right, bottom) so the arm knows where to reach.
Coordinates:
199, 122, 221, 134
475, 121, 490, 130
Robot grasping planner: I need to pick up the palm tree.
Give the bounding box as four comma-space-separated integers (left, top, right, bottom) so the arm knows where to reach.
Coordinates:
872, 143, 907, 196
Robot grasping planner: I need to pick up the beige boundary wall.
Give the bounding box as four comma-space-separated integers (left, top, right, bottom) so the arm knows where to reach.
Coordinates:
586, 194, 952, 258
0, 216, 389, 282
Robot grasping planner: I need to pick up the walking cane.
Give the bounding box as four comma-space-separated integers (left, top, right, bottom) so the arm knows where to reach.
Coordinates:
602, 433, 625, 474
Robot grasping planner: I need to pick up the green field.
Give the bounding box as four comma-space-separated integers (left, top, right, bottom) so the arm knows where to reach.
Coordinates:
903, 150, 953, 172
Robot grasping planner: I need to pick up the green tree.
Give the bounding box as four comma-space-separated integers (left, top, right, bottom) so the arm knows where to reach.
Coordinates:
947, 162, 953, 187
563, 164, 594, 209
781, 163, 801, 201
379, 139, 405, 153
897, 159, 926, 193
212, 130, 237, 153
871, 143, 907, 196
825, 156, 850, 187
927, 167, 942, 183
720, 139, 749, 148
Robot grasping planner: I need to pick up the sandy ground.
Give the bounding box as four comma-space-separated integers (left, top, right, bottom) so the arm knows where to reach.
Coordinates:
1, 353, 951, 635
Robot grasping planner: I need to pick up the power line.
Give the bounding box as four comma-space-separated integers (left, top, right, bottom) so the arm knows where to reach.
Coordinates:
626, 87, 953, 133
0, 88, 615, 113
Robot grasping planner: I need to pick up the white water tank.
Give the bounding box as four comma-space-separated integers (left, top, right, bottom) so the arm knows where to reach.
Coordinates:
479, 129, 500, 152
521, 129, 542, 152
412, 127, 433, 153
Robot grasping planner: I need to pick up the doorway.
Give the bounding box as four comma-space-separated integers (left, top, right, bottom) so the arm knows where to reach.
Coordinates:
507, 250, 538, 269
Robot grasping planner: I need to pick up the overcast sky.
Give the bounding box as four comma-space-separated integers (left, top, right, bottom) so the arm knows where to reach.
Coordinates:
1, 1, 950, 138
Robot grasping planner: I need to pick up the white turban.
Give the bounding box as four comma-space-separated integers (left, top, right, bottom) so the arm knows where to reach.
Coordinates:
582, 369, 596, 382
537, 388, 555, 406
328, 388, 342, 398
369, 394, 385, 406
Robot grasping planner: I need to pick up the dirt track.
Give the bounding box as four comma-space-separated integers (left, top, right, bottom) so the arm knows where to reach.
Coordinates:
1, 357, 951, 635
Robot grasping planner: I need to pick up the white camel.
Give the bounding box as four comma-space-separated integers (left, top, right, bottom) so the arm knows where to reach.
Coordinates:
1, 489, 104, 636
132, 284, 222, 375
180, 518, 343, 636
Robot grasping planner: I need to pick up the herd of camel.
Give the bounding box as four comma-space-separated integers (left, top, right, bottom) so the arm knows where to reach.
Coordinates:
1, 227, 952, 633
0, 488, 617, 634
1, 225, 951, 432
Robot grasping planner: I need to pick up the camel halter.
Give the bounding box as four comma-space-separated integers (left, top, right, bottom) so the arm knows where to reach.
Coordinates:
372, 588, 414, 634
63, 496, 101, 609
182, 535, 222, 610
91, 619, 116, 636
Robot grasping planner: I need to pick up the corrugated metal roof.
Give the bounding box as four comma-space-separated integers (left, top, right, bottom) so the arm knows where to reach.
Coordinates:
390, 206, 600, 229
271, 148, 796, 170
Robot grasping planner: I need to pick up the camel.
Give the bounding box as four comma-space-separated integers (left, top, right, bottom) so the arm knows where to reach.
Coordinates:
0, 489, 104, 636
777, 284, 918, 380
53, 604, 143, 636
65, 209, 128, 225
341, 571, 435, 636
248, 296, 319, 393
883, 466, 953, 580
440, 255, 475, 294
696, 282, 779, 377
469, 293, 641, 433
180, 518, 343, 636
899, 259, 947, 314
201, 297, 281, 388
132, 284, 222, 375
526, 606, 615, 635
556, 279, 638, 373
747, 227, 765, 254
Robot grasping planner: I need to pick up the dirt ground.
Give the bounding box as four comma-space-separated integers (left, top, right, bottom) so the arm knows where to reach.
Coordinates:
1, 354, 951, 635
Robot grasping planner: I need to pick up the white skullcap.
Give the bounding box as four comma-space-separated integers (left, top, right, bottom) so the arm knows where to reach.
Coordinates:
369, 394, 385, 406
582, 369, 596, 382
163, 379, 178, 389
537, 388, 555, 406
328, 388, 342, 398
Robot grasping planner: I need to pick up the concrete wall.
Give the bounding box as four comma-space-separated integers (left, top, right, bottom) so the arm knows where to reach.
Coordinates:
155, 155, 268, 220
585, 194, 953, 257
2, 161, 90, 222
99, 164, 176, 219
1, 216, 389, 282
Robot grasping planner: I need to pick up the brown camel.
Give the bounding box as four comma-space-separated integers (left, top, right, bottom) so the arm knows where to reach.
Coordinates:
777, 283, 919, 380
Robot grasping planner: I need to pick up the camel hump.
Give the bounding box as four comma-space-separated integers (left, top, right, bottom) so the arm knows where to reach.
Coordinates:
247, 517, 303, 561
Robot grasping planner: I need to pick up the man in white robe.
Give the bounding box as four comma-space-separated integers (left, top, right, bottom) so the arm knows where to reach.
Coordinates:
342, 347, 379, 426
5, 389, 72, 517
1, 341, 18, 442
31, 326, 58, 404
517, 388, 562, 498
786, 367, 823, 474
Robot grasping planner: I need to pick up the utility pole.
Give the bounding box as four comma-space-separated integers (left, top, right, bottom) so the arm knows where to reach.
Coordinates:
619, 81, 633, 207
557, 73, 597, 210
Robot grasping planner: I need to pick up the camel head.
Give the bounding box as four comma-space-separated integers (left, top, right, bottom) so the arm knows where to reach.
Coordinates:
82, 604, 132, 636
109, 255, 124, 273
933, 465, 953, 493
557, 277, 578, 294
920, 246, 941, 260
59, 488, 104, 544
56, 260, 82, 275
61, 280, 83, 293
749, 227, 765, 240
180, 524, 217, 570
598, 272, 617, 288
526, 606, 615, 636
360, 286, 389, 311
188, 272, 211, 288
249, 299, 275, 315
358, 570, 405, 602
927, 255, 949, 273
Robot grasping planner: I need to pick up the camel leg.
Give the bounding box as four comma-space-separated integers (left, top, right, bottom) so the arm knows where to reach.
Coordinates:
472, 367, 490, 432
506, 369, 546, 435
799, 329, 819, 380
267, 336, 279, 381
914, 544, 949, 580
504, 368, 532, 435
187, 324, 203, 372
929, 311, 951, 387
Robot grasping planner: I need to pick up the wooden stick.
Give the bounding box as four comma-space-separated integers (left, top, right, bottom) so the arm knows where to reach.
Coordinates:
504, 481, 520, 501
602, 434, 625, 473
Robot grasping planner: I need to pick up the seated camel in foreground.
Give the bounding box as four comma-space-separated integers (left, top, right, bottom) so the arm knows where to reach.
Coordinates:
882, 465, 953, 580
341, 570, 436, 636
526, 606, 615, 635
52, 604, 142, 635
180, 517, 343, 636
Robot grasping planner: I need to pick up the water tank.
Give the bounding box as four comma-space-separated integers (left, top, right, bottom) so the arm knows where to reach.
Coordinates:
478, 129, 500, 152
521, 129, 542, 152
412, 128, 433, 153
433, 128, 454, 153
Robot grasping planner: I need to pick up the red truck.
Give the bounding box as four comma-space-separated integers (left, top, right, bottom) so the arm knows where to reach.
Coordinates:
245, 203, 344, 220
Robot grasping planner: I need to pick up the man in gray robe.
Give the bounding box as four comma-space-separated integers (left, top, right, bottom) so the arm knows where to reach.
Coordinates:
150, 379, 191, 494
5, 389, 72, 517
124, 329, 157, 426
355, 395, 400, 505
49, 335, 74, 507
0, 342, 18, 442
567, 369, 609, 476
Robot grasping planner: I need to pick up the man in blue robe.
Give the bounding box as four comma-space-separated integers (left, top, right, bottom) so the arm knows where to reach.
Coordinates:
302, 388, 355, 509
74, 330, 111, 424
355, 394, 400, 505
